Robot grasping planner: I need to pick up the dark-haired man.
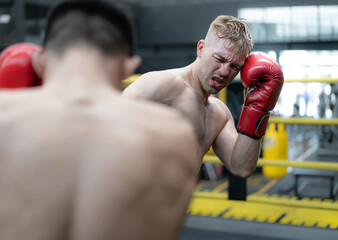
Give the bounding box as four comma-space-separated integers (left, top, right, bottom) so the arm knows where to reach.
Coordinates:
0, 1, 199, 240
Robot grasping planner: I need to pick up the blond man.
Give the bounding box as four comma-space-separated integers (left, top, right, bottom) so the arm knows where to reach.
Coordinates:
123, 15, 283, 178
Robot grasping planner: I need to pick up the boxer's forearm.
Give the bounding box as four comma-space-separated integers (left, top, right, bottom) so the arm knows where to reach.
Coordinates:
229, 52, 283, 178
229, 133, 261, 178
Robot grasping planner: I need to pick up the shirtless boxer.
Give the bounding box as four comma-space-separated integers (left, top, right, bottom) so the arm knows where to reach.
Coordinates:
0, 1, 199, 240
123, 16, 284, 178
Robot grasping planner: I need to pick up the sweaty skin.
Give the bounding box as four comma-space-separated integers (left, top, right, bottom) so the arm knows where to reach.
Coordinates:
123, 38, 261, 178
0, 48, 199, 240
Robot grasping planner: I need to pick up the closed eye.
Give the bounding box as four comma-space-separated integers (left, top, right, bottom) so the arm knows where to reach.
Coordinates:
232, 65, 241, 71
213, 54, 242, 70
215, 57, 224, 63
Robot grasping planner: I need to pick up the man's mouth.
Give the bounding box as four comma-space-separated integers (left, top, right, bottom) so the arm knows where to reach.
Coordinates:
211, 77, 224, 88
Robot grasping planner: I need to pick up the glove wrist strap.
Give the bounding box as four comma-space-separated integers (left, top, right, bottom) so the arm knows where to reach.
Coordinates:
237, 106, 270, 138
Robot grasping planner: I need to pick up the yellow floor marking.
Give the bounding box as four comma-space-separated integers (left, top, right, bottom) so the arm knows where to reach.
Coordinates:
317, 222, 329, 228
280, 218, 290, 224
233, 215, 244, 220
303, 220, 316, 227
244, 214, 256, 221
291, 219, 303, 225
188, 196, 338, 229
252, 179, 278, 196
285, 207, 338, 227
188, 197, 230, 217
193, 191, 228, 199
212, 181, 229, 193
267, 216, 278, 223
329, 223, 338, 229
248, 195, 338, 211
193, 190, 338, 211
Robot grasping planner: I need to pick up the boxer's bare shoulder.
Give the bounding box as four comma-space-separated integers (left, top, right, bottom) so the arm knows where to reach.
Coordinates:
123, 68, 188, 103
0, 89, 43, 123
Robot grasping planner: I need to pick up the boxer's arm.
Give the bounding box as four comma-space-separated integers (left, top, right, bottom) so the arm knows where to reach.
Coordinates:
214, 52, 283, 178
212, 104, 260, 178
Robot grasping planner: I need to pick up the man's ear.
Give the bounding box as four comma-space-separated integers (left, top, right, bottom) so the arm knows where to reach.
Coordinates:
121, 55, 142, 80
196, 40, 205, 58
31, 50, 47, 79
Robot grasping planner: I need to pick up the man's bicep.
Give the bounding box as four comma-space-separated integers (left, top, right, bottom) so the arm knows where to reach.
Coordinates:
212, 114, 238, 169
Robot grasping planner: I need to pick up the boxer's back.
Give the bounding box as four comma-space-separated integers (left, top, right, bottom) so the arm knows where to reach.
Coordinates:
0, 90, 198, 240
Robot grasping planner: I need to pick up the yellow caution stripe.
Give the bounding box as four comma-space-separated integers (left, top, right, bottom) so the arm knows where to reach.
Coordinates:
202, 156, 338, 171
248, 194, 338, 211
122, 74, 142, 87
269, 117, 338, 125
193, 190, 338, 211
284, 78, 338, 83
188, 196, 338, 229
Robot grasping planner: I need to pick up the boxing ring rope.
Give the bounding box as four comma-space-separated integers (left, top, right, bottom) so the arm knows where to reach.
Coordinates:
123, 76, 338, 86
122, 74, 142, 87
284, 78, 338, 84
269, 117, 338, 125
202, 155, 338, 171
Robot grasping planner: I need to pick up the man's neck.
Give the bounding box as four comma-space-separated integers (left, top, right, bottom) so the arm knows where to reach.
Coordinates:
189, 61, 210, 105
43, 49, 121, 98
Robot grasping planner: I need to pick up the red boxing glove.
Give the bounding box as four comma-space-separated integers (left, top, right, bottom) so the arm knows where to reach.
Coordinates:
0, 43, 43, 89
237, 52, 284, 138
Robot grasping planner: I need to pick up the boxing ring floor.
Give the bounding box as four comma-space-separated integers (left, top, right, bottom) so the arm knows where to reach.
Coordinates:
180, 174, 338, 240
180, 126, 338, 240
180, 214, 338, 240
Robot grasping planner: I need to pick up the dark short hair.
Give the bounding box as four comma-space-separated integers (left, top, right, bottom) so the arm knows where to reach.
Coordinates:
43, 0, 134, 56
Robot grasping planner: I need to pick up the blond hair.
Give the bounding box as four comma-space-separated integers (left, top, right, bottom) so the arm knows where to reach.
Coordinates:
205, 15, 253, 54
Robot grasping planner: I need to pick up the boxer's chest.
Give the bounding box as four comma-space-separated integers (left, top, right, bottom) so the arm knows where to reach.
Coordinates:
171, 89, 204, 141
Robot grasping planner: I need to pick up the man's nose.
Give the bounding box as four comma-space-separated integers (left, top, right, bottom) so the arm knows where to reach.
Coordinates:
219, 63, 230, 77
